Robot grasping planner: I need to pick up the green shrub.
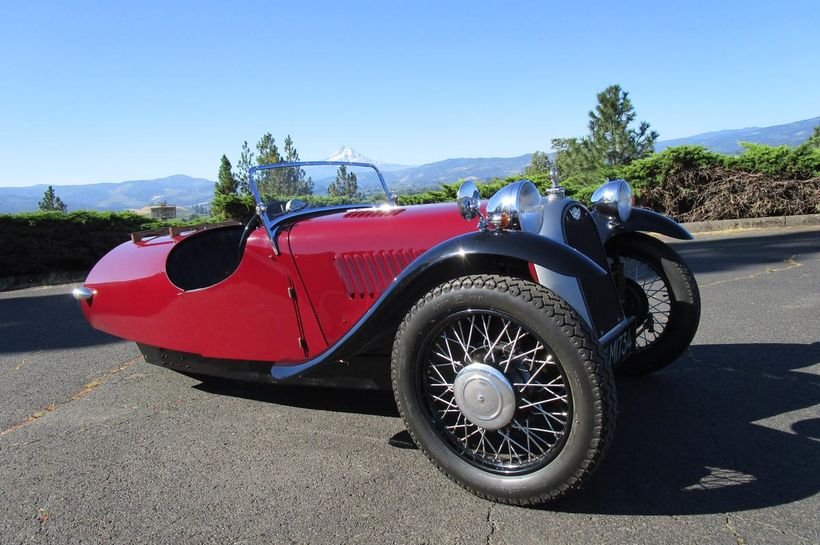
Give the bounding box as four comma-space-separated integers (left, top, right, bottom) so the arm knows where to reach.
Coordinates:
0, 211, 202, 281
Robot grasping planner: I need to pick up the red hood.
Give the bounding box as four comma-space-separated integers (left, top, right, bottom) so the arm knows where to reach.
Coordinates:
286, 202, 479, 345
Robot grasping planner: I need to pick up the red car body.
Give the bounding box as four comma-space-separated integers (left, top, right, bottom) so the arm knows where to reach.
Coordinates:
81, 203, 482, 365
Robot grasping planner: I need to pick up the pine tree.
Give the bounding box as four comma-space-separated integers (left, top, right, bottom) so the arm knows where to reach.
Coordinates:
281, 134, 313, 195
587, 85, 658, 166
551, 84, 658, 184
255, 133, 282, 197
524, 150, 552, 176
328, 165, 358, 198
256, 133, 280, 165
215, 155, 238, 196
229, 133, 314, 198
38, 185, 67, 212
805, 125, 820, 148
235, 141, 254, 194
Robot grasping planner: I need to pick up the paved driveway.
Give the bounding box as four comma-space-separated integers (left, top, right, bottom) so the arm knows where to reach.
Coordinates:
1, 226, 818, 544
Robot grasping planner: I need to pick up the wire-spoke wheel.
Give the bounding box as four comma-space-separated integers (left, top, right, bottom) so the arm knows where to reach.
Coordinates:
392, 275, 615, 505
608, 233, 701, 376
422, 309, 572, 474
622, 256, 672, 350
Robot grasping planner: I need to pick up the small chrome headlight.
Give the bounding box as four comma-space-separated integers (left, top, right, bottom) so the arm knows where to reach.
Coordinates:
486, 180, 543, 233
456, 180, 481, 221
591, 179, 633, 222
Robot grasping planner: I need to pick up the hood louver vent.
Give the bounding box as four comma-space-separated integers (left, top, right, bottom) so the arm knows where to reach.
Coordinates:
334, 249, 423, 298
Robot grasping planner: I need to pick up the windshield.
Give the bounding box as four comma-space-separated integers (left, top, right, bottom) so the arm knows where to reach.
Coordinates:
248, 162, 393, 215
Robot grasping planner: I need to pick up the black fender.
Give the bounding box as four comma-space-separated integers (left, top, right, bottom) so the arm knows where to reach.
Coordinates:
270, 230, 606, 384
615, 208, 693, 240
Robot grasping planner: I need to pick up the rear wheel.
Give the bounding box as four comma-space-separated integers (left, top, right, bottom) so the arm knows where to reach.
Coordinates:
609, 233, 701, 375
391, 275, 616, 505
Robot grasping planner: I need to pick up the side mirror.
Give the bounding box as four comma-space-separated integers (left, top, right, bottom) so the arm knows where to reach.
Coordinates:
285, 198, 308, 213
456, 181, 481, 221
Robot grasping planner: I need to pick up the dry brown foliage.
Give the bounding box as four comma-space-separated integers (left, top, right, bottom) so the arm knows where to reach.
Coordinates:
639, 167, 820, 222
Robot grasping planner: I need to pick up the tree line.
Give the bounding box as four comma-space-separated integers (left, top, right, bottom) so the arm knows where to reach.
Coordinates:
213, 133, 362, 217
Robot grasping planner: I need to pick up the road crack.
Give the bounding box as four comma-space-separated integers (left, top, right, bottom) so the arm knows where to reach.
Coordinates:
724, 514, 745, 545
0, 356, 141, 437
701, 255, 802, 288
485, 503, 496, 545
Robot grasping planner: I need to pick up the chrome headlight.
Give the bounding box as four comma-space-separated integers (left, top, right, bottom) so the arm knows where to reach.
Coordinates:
456, 180, 481, 221
590, 179, 633, 222
486, 180, 543, 233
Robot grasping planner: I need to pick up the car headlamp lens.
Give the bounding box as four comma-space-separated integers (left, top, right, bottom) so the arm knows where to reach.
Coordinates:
486, 180, 543, 233
591, 179, 633, 222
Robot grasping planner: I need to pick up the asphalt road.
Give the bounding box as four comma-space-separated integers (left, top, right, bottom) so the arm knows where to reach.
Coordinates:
1, 226, 818, 545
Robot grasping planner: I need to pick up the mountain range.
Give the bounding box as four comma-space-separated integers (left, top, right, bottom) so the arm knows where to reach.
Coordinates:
654, 116, 819, 153
1, 116, 816, 213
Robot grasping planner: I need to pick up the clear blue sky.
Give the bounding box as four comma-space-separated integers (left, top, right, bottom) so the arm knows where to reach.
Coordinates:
1, 0, 818, 186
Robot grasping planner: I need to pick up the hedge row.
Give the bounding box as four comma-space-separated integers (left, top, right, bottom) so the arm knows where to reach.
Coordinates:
0, 211, 194, 281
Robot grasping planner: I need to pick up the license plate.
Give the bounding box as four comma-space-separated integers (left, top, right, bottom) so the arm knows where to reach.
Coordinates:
603, 326, 633, 367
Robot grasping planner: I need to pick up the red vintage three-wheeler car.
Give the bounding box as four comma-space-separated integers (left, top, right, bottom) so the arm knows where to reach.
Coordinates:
74, 162, 700, 505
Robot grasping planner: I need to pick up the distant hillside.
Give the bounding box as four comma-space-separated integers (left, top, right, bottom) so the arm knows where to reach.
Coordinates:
0, 175, 213, 214
384, 155, 533, 190
655, 116, 819, 154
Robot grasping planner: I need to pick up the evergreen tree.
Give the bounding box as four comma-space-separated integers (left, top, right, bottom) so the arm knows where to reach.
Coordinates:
587, 85, 658, 165
805, 125, 820, 148
552, 84, 658, 184
215, 155, 238, 196
235, 141, 254, 194
256, 133, 280, 165
283, 134, 298, 162
227, 133, 314, 198
524, 150, 552, 176
328, 165, 358, 198
255, 133, 282, 197
38, 185, 67, 212
281, 134, 313, 195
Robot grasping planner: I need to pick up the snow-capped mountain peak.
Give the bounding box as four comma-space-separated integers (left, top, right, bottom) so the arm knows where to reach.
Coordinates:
327, 146, 374, 164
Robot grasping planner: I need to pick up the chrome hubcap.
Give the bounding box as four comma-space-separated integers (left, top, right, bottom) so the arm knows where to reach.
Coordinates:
453, 363, 516, 431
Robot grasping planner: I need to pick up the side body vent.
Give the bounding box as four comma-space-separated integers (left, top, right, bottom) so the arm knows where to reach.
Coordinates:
334, 249, 424, 298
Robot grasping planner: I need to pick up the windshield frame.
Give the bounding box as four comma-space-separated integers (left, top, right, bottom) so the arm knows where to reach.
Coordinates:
247, 161, 394, 209
246, 161, 395, 253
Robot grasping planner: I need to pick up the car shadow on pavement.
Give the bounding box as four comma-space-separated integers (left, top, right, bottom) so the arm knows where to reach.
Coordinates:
549, 341, 820, 515
195, 341, 819, 515
0, 292, 121, 354
194, 380, 400, 418
673, 228, 820, 276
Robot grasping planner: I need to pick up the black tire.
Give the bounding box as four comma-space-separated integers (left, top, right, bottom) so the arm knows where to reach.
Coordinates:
391, 274, 616, 505
609, 232, 701, 376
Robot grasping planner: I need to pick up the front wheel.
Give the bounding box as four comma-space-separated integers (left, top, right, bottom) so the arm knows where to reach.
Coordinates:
391, 275, 616, 505
608, 232, 701, 376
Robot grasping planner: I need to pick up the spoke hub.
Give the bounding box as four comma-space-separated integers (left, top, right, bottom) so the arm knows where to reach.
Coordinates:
453, 363, 516, 431
623, 278, 649, 321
